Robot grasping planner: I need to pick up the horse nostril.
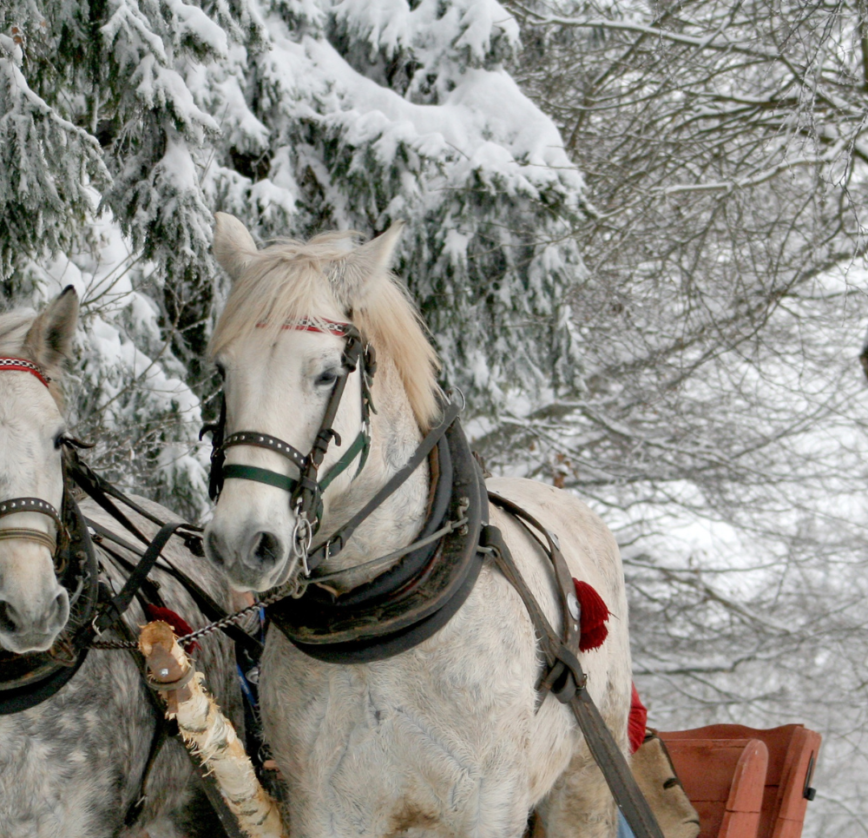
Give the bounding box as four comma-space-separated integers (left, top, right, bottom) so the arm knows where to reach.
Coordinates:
251, 531, 282, 568
0, 601, 18, 634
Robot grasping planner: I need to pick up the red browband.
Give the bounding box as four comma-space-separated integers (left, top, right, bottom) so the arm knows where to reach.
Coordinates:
0, 358, 51, 388
255, 317, 353, 336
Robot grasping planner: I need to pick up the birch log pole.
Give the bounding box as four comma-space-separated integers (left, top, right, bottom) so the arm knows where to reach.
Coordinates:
138, 621, 287, 838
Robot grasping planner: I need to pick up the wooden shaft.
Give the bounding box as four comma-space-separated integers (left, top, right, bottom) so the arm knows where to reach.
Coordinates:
139, 621, 287, 838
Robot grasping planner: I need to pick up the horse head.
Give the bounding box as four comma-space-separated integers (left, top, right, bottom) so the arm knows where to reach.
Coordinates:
0, 288, 78, 653
204, 213, 440, 593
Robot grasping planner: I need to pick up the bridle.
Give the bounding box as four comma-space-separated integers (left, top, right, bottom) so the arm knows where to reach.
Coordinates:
202, 318, 376, 573
0, 358, 68, 565
0, 357, 100, 712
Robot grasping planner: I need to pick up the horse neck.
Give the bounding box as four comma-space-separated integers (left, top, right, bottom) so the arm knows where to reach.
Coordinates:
317, 359, 430, 589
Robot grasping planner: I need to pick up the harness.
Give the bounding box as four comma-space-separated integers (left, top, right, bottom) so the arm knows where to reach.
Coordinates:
201, 321, 664, 838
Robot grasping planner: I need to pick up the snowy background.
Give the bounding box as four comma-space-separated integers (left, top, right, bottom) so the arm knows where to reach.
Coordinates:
3, 0, 868, 831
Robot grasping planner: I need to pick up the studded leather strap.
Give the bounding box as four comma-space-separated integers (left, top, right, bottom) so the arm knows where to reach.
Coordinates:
221, 431, 307, 470
0, 497, 62, 530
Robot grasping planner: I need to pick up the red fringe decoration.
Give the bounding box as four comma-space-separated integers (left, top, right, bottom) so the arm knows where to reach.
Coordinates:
628, 683, 648, 753
573, 579, 610, 652
144, 604, 200, 652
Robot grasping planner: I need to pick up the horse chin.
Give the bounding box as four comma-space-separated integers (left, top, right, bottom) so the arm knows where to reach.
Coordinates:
0, 630, 60, 656
225, 557, 296, 595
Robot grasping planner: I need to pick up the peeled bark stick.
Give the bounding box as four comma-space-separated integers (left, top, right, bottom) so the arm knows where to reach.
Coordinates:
139, 621, 287, 838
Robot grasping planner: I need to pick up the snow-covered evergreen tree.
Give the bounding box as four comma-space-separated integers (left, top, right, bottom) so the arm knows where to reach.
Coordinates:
203, 0, 587, 407
0, 0, 587, 515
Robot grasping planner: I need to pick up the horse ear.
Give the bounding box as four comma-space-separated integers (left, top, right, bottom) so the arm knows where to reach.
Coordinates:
24, 286, 79, 374
214, 213, 257, 283
328, 223, 404, 308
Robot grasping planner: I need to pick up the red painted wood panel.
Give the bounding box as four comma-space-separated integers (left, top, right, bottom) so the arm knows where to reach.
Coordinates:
659, 725, 821, 838
662, 739, 768, 838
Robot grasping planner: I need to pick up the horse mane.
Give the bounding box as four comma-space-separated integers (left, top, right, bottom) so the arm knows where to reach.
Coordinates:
211, 233, 441, 431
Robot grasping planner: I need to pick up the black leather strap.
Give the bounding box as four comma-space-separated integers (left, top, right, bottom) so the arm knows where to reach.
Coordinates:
305, 402, 461, 573
93, 522, 189, 635
222, 431, 306, 470
86, 521, 263, 658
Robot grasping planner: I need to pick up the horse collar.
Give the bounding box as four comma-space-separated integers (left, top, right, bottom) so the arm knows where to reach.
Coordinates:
268, 418, 488, 664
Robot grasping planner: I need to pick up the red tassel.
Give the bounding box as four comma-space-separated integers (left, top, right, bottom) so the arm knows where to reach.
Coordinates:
144, 604, 200, 652
628, 683, 648, 753
573, 579, 610, 652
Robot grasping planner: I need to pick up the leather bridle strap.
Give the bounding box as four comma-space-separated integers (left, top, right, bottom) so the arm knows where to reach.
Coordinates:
0, 357, 51, 387
305, 402, 461, 573
0, 528, 56, 552
0, 498, 63, 555
207, 320, 374, 529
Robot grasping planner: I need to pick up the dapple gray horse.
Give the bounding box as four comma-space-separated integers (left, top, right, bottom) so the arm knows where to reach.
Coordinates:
204, 214, 634, 838
0, 288, 240, 837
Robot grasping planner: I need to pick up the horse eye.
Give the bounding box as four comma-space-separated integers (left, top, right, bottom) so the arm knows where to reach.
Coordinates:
53, 433, 65, 450
315, 370, 338, 387
215, 363, 226, 380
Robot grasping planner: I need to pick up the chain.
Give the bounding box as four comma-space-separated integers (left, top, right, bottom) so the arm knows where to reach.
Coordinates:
91, 583, 298, 651
90, 516, 466, 651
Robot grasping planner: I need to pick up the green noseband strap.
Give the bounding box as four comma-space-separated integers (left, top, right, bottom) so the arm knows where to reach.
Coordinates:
318, 430, 370, 494
222, 464, 299, 494
222, 429, 369, 523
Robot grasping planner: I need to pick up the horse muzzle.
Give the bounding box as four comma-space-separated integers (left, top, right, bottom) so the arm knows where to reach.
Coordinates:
0, 585, 69, 654
205, 518, 294, 593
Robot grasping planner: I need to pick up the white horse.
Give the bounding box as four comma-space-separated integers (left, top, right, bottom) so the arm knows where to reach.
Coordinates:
205, 214, 633, 838
0, 288, 241, 837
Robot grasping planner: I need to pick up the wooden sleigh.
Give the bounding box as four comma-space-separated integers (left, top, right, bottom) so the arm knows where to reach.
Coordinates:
657, 725, 821, 838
